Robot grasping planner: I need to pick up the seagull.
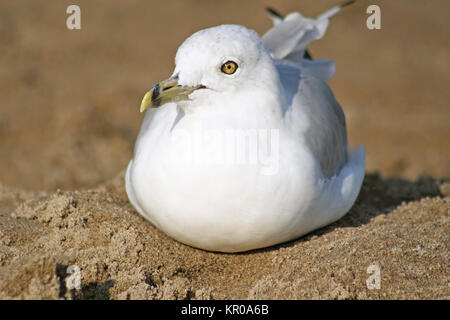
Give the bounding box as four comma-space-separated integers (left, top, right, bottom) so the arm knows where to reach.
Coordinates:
125, 2, 365, 253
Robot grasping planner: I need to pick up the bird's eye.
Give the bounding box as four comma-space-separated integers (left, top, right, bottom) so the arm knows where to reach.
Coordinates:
221, 61, 238, 75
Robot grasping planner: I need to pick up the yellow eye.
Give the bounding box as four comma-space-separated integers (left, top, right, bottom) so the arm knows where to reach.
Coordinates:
221, 61, 238, 75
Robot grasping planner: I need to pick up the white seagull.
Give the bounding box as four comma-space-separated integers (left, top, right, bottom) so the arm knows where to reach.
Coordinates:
126, 2, 365, 253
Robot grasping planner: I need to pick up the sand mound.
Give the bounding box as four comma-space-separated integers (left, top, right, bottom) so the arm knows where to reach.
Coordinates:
0, 0, 449, 300
0, 173, 448, 299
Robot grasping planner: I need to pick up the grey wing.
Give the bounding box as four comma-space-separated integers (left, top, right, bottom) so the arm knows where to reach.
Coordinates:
261, 3, 352, 82
278, 63, 348, 178
261, 3, 347, 62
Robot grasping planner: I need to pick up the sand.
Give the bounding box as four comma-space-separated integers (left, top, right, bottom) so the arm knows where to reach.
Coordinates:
0, 0, 449, 299
0, 174, 449, 299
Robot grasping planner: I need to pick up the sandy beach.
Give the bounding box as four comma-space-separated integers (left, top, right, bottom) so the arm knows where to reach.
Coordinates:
0, 0, 448, 299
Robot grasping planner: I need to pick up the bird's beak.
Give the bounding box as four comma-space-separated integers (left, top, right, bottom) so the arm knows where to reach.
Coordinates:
140, 77, 204, 112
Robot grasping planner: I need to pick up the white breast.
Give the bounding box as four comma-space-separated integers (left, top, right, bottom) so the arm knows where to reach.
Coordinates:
126, 104, 365, 252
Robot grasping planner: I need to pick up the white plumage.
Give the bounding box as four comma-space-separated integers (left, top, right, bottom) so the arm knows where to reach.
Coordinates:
126, 3, 365, 252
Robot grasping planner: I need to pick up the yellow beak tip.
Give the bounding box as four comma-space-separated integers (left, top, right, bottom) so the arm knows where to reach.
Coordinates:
140, 90, 153, 112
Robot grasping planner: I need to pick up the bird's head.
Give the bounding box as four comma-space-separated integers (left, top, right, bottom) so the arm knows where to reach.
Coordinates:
140, 25, 280, 113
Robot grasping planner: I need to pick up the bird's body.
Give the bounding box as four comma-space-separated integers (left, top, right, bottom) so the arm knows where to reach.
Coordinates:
126, 3, 365, 252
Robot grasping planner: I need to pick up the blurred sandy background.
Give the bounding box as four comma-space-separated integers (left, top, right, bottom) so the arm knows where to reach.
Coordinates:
0, 0, 448, 299
0, 0, 448, 191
